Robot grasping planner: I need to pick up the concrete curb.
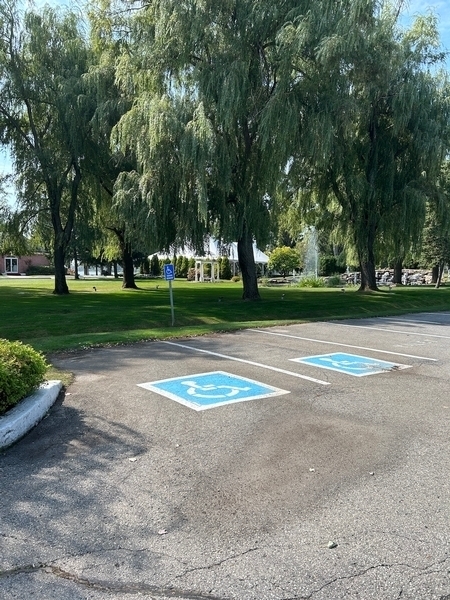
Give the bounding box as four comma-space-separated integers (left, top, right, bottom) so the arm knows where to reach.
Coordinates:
0, 380, 62, 449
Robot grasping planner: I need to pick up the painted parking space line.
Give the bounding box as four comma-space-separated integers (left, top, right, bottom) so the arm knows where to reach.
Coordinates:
331, 323, 450, 340
138, 371, 289, 411
163, 341, 330, 385
248, 329, 437, 361
387, 318, 450, 326
290, 352, 411, 377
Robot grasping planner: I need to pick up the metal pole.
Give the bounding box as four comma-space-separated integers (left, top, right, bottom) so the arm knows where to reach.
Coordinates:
169, 280, 175, 326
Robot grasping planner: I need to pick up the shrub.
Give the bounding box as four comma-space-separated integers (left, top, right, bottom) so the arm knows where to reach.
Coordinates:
319, 255, 346, 277
268, 246, 300, 276
187, 267, 197, 281
326, 275, 343, 287
26, 265, 55, 276
231, 275, 241, 282
150, 254, 161, 276
297, 276, 325, 288
0, 339, 48, 415
175, 255, 185, 277
181, 256, 190, 278
140, 257, 150, 275
219, 256, 232, 280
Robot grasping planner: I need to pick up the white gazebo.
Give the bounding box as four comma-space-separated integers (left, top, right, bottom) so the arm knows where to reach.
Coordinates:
157, 237, 269, 282
194, 256, 220, 282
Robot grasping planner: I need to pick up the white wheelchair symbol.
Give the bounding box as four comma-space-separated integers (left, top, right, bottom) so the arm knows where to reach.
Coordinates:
181, 380, 251, 399
319, 357, 382, 371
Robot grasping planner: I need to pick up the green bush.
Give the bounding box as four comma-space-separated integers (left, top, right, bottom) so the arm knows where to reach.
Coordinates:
26, 265, 55, 276
231, 275, 241, 282
0, 339, 48, 415
150, 254, 161, 276
326, 275, 343, 287
297, 276, 325, 288
319, 255, 346, 277
219, 256, 232, 280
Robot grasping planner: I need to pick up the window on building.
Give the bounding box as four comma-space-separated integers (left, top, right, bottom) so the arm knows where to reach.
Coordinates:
5, 257, 18, 273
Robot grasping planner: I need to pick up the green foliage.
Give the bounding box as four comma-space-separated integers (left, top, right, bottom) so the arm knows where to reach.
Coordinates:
231, 275, 241, 283
219, 256, 232, 280
175, 255, 184, 277
319, 255, 346, 277
0, 2, 94, 294
0, 339, 48, 415
420, 199, 450, 286
150, 255, 161, 276
269, 247, 300, 277
297, 277, 325, 288
282, 6, 449, 290
26, 265, 55, 276
159, 257, 171, 273
325, 276, 342, 287
140, 257, 150, 275
181, 256, 190, 278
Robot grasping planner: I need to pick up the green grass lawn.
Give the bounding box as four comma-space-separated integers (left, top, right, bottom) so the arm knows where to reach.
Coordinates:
1, 276, 449, 353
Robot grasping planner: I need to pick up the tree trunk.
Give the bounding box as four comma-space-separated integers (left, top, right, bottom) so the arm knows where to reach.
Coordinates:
435, 262, 444, 289
237, 224, 260, 300
113, 261, 119, 279
359, 259, 378, 291
393, 259, 403, 285
122, 241, 138, 289
431, 265, 439, 284
74, 245, 79, 280
358, 225, 378, 291
53, 241, 69, 295
48, 161, 81, 295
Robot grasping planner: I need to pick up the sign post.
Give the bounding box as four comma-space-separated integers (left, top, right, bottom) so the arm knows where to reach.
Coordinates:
163, 264, 175, 326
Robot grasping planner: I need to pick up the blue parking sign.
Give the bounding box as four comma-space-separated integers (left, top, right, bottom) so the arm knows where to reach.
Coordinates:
290, 352, 410, 377
164, 264, 175, 280
138, 371, 289, 411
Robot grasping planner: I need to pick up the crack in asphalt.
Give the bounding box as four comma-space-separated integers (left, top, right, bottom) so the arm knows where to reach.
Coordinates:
174, 547, 259, 579
1, 553, 447, 599
279, 556, 450, 599
0, 563, 229, 599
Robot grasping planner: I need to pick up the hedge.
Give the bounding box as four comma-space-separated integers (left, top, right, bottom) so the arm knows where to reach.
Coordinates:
26, 265, 55, 276
0, 339, 48, 415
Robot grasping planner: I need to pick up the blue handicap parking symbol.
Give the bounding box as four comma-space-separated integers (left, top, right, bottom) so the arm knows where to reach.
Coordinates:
163, 264, 175, 280
138, 371, 289, 411
290, 352, 410, 377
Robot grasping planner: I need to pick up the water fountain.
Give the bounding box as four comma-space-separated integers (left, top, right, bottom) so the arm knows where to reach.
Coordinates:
302, 227, 319, 277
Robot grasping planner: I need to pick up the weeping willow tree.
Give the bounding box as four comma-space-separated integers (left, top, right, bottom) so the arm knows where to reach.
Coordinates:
110, 0, 337, 300
273, 2, 449, 291
83, 0, 154, 290
0, 2, 93, 294
420, 161, 450, 288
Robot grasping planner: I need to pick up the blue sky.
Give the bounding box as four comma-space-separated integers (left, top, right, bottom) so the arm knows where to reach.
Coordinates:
1, 0, 450, 205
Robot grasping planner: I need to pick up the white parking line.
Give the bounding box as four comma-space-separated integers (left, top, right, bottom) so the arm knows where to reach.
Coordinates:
378, 317, 450, 326
248, 329, 438, 361
331, 322, 450, 340
163, 341, 331, 385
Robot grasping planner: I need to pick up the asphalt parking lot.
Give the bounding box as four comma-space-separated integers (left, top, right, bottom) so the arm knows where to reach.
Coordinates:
1, 312, 450, 600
